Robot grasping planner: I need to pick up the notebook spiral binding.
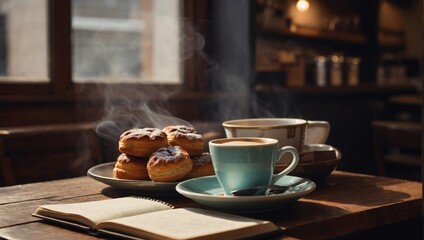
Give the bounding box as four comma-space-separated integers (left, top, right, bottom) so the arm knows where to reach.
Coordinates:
130, 196, 175, 209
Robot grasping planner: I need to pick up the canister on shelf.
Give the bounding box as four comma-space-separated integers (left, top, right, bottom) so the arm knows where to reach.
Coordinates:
315, 55, 327, 87
347, 57, 361, 86
330, 54, 343, 86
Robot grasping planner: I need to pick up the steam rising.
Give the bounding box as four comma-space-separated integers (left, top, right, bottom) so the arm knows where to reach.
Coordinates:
95, 85, 193, 142
95, 18, 204, 142
94, 1, 280, 146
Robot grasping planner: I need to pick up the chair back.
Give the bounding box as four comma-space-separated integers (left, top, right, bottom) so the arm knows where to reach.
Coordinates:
0, 122, 103, 186
372, 121, 421, 179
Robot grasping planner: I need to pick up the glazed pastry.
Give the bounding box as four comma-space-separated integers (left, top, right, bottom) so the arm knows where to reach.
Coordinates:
147, 146, 193, 182
163, 125, 204, 156
113, 153, 149, 180
119, 128, 168, 157
184, 152, 215, 179
162, 125, 196, 135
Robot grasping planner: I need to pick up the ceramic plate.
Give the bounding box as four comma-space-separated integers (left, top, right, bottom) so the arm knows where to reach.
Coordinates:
176, 175, 315, 213
87, 162, 178, 195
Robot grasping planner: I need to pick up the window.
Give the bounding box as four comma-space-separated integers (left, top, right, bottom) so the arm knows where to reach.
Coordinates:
0, 0, 49, 83
72, 0, 181, 84
0, 0, 202, 95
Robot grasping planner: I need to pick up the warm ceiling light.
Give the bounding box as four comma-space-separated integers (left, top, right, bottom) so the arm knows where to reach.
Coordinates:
296, 0, 309, 12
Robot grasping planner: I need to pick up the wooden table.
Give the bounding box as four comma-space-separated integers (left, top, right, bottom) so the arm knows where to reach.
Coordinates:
0, 171, 422, 239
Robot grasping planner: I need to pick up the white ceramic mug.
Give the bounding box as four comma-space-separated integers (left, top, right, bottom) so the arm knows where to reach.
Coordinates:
222, 118, 330, 153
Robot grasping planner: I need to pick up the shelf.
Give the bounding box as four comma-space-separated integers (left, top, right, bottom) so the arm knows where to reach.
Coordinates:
378, 29, 405, 49
256, 64, 283, 72
254, 83, 417, 97
257, 24, 367, 45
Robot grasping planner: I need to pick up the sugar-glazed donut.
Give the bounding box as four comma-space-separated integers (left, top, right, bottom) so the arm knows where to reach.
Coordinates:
163, 125, 204, 156
147, 146, 193, 182
184, 152, 215, 179
119, 128, 168, 157
113, 153, 149, 180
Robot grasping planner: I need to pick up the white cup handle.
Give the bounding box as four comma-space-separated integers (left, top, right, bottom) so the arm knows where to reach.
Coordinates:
305, 120, 330, 145
271, 146, 299, 184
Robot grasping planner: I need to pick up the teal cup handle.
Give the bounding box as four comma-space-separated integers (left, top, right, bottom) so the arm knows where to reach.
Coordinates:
271, 146, 299, 184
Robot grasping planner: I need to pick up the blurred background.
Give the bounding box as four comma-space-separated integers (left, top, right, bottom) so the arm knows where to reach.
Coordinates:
0, 0, 421, 186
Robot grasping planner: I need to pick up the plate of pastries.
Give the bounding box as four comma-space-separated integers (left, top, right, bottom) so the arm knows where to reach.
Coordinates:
87, 125, 215, 195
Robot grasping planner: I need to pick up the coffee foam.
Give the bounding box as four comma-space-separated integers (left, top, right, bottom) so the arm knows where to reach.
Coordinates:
213, 138, 275, 146
220, 140, 263, 146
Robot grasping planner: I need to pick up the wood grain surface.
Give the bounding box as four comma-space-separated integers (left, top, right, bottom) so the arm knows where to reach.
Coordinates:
0, 171, 421, 240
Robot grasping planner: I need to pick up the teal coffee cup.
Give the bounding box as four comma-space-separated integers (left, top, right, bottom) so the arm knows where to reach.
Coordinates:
209, 137, 299, 196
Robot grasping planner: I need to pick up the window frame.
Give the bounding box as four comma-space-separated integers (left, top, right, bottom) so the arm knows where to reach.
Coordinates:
0, 0, 206, 97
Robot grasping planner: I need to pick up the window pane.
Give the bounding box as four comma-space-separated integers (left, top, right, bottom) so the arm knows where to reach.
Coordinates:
72, 0, 182, 84
0, 0, 49, 83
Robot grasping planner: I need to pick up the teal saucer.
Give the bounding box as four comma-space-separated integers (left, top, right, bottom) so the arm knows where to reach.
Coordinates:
176, 175, 315, 213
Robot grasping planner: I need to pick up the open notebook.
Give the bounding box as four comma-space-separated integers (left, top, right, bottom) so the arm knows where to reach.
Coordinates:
32, 197, 281, 240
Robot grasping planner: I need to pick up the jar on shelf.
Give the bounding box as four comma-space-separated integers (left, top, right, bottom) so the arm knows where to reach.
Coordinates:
315, 55, 327, 87
347, 57, 361, 86
330, 54, 343, 86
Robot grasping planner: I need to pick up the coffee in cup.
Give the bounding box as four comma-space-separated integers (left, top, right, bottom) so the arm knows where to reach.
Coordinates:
209, 137, 299, 196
